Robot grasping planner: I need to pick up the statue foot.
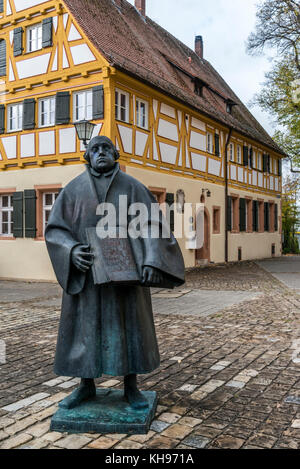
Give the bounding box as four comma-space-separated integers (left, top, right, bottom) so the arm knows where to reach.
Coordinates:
59, 380, 96, 409
124, 374, 149, 410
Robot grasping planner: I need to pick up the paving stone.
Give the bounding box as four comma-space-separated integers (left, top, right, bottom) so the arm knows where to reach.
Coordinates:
211, 435, 245, 449
161, 423, 193, 440
147, 435, 179, 449
1, 393, 50, 412
115, 440, 143, 449
178, 417, 202, 427
54, 434, 93, 449
182, 435, 210, 449
247, 433, 278, 449
6, 415, 37, 435
88, 437, 119, 449
0, 430, 8, 442
0, 433, 33, 449
291, 419, 300, 429
150, 420, 171, 432
25, 420, 50, 437
99, 380, 120, 388
177, 384, 198, 392
128, 431, 156, 444
226, 380, 246, 389
158, 412, 181, 424
0, 416, 14, 430
42, 431, 63, 443
19, 439, 49, 449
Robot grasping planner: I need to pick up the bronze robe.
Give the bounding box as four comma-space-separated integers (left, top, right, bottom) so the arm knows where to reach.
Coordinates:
45, 164, 185, 378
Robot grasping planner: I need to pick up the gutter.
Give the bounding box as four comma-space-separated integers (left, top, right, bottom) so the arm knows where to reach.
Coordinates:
225, 127, 233, 263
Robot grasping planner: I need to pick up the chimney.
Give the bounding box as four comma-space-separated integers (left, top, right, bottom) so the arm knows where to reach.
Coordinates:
135, 0, 146, 17
195, 35, 203, 59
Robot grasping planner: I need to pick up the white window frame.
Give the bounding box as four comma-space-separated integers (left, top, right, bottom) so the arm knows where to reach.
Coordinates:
257, 152, 262, 171
73, 89, 93, 122
237, 145, 242, 164
228, 142, 235, 162
135, 98, 148, 130
207, 132, 213, 154
7, 103, 23, 132
38, 96, 56, 128
43, 192, 58, 233
115, 88, 130, 123
0, 194, 13, 237
27, 23, 43, 53
252, 150, 256, 169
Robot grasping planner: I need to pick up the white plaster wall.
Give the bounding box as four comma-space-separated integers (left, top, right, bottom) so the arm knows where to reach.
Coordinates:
16, 54, 51, 79
70, 44, 96, 65
190, 131, 206, 151
159, 142, 177, 165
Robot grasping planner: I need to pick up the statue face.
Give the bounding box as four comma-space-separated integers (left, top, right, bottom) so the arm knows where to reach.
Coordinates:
89, 140, 116, 173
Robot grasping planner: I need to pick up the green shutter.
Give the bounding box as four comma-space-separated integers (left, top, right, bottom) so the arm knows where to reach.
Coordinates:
93, 85, 104, 120
23, 99, 36, 130
267, 154, 271, 173
249, 147, 253, 168
24, 190, 37, 238
239, 198, 246, 232
214, 133, 220, 156
42, 17, 53, 48
165, 193, 175, 232
12, 192, 23, 238
252, 200, 259, 232
263, 154, 268, 172
55, 92, 70, 125
274, 204, 278, 231
0, 39, 6, 76
0, 1, 3, 13
0, 104, 5, 134
243, 146, 248, 166
227, 196, 232, 231
13, 27, 24, 57
264, 202, 270, 232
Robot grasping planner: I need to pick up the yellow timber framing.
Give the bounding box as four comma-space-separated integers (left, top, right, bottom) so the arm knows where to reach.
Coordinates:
112, 69, 283, 197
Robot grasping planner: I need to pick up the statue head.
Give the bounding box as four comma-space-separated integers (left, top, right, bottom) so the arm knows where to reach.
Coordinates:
84, 136, 120, 173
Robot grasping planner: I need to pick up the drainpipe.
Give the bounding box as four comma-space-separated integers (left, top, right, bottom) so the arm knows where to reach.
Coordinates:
225, 127, 233, 263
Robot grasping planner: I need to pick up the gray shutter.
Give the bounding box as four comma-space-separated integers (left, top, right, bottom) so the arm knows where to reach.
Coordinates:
243, 146, 248, 166
263, 154, 268, 172
42, 17, 53, 48
267, 154, 271, 173
55, 92, 70, 125
264, 202, 269, 232
0, 1, 3, 13
13, 27, 24, 57
24, 190, 37, 238
93, 85, 104, 120
252, 200, 258, 232
12, 192, 24, 238
227, 196, 232, 231
214, 133, 220, 156
0, 39, 6, 76
239, 198, 246, 232
23, 99, 36, 130
0, 104, 5, 134
274, 204, 278, 231
249, 147, 253, 168
165, 193, 175, 232
278, 159, 282, 177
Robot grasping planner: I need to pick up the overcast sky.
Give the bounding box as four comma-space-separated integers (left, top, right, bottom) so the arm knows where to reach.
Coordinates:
127, 0, 276, 136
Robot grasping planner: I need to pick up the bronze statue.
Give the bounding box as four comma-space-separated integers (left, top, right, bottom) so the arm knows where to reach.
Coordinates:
45, 136, 185, 412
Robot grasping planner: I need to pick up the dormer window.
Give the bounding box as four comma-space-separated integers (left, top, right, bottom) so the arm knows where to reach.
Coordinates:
27, 23, 43, 52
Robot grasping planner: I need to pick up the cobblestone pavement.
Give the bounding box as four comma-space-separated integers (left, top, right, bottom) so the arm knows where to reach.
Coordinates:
0, 260, 299, 449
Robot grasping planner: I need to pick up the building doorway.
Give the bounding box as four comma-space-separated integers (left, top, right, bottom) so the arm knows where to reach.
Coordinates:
196, 207, 210, 264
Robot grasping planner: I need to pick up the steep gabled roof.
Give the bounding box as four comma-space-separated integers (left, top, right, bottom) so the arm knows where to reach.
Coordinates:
63, 0, 284, 155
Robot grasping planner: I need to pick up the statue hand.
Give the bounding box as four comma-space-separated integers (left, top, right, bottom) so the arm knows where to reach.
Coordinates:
72, 245, 94, 273
142, 266, 163, 286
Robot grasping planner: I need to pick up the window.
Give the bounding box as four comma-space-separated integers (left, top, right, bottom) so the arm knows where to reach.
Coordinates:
0, 195, 13, 236
7, 103, 23, 131
213, 207, 221, 234
257, 152, 262, 171
228, 143, 235, 162
73, 89, 93, 122
237, 145, 242, 164
43, 192, 58, 233
115, 89, 129, 123
39, 96, 55, 127
207, 132, 213, 153
252, 150, 256, 168
135, 98, 148, 129
27, 23, 42, 52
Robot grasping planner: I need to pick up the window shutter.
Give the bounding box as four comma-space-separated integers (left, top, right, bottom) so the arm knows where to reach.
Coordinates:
227, 196, 232, 231
264, 202, 269, 232
243, 146, 248, 166
249, 147, 253, 168
274, 204, 278, 232
165, 193, 175, 233
13, 27, 24, 57
278, 159, 282, 177
0, 104, 5, 134
252, 200, 258, 232
0, 40, 6, 76
55, 92, 70, 125
263, 154, 268, 172
214, 133, 220, 156
0, 1, 3, 13
23, 99, 36, 130
93, 85, 104, 120
42, 17, 53, 48
24, 190, 37, 238
12, 192, 24, 238
267, 154, 271, 173
239, 198, 246, 232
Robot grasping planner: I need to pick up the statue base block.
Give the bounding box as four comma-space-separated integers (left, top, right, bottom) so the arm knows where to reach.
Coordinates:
50, 388, 158, 435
